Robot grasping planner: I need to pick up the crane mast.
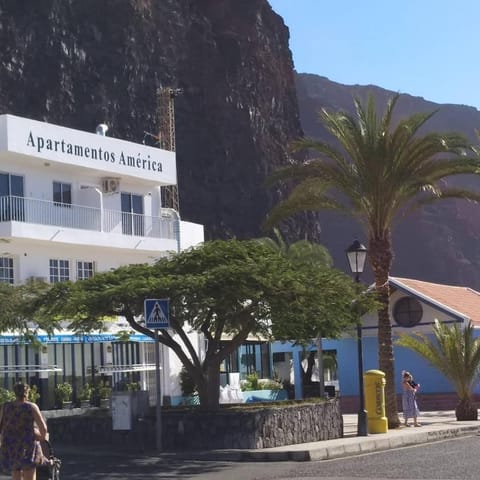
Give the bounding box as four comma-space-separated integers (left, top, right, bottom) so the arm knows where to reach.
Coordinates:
157, 87, 182, 211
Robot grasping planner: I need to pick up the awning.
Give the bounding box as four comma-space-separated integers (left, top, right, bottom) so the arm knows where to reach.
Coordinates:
220, 333, 269, 343
0, 365, 62, 373
97, 363, 157, 374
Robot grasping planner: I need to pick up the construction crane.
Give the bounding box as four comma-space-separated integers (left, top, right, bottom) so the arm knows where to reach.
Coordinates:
157, 86, 183, 212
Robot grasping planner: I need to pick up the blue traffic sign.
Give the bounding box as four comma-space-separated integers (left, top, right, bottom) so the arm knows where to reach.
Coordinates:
144, 299, 170, 329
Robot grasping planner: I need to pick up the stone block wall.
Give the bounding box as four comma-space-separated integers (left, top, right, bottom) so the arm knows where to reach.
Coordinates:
46, 399, 342, 451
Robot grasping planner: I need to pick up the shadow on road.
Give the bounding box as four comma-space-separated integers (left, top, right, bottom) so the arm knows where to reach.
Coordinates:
55, 448, 232, 479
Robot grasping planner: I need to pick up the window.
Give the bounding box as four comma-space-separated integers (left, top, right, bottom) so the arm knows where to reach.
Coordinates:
77, 261, 95, 280
0, 173, 24, 221
0, 257, 14, 284
53, 182, 71, 206
393, 296, 423, 327
49, 259, 70, 283
121, 192, 144, 236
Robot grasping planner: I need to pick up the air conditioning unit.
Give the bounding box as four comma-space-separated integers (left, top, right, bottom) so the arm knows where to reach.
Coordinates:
102, 178, 120, 194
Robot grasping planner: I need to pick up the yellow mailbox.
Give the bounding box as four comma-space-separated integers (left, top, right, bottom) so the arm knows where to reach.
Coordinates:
364, 369, 388, 434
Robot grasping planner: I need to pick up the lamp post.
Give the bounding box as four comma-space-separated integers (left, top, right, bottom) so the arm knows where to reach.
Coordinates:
346, 239, 368, 437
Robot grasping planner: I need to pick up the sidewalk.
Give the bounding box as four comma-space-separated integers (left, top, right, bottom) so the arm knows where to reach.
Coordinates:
171, 410, 480, 462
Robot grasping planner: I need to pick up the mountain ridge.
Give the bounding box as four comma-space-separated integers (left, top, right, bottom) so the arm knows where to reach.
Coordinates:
295, 72, 480, 288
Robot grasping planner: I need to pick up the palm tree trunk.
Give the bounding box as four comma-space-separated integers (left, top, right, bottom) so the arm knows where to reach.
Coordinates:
455, 397, 478, 420
369, 234, 400, 428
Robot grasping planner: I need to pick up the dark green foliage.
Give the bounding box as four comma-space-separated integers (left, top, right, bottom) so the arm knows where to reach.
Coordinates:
179, 367, 197, 396
24, 239, 364, 410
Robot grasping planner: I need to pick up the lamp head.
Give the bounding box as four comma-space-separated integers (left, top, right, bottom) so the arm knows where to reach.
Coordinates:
346, 240, 368, 275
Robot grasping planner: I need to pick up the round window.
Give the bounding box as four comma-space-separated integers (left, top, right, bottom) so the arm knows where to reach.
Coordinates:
393, 296, 423, 327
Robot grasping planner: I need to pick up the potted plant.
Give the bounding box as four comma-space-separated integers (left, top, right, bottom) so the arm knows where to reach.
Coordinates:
95, 380, 111, 407
28, 385, 40, 404
126, 381, 140, 392
54, 382, 73, 408
77, 383, 93, 408
0, 387, 15, 405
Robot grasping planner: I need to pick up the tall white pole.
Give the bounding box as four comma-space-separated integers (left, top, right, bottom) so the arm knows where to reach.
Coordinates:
154, 329, 162, 451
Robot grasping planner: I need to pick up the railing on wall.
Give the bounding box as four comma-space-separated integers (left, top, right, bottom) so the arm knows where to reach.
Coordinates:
0, 195, 178, 240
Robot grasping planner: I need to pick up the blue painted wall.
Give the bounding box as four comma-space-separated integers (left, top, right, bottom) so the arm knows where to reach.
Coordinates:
272, 331, 468, 397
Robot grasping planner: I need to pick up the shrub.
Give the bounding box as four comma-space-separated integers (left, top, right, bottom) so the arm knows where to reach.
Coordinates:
78, 383, 93, 402
126, 382, 140, 392
241, 372, 260, 391
95, 380, 111, 399
55, 382, 73, 403
259, 379, 283, 391
241, 372, 283, 391
0, 387, 15, 404
179, 367, 197, 396
28, 385, 40, 404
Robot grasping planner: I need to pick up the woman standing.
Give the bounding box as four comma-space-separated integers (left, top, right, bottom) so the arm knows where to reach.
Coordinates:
0, 383, 48, 480
401, 371, 421, 427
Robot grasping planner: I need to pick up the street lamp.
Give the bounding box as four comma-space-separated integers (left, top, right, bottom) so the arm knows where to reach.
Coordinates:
346, 239, 368, 437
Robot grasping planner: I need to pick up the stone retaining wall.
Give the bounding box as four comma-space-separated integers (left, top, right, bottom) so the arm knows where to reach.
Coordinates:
46, 399, 342, 451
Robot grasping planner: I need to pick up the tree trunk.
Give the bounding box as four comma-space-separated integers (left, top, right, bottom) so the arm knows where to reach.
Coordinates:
369, 233, 400, 428
316, 336, 325, 397
302, 351, 316, 384
197, 361, 221, 410
455, 397, 478, 420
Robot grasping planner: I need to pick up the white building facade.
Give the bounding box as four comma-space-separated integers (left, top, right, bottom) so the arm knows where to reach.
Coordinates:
0, 114, 204, 408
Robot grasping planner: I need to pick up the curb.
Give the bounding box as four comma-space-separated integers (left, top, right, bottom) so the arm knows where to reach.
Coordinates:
173, 424, 480, 462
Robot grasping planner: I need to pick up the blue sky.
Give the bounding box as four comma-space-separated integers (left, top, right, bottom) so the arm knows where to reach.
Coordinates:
268, 1, 480, 110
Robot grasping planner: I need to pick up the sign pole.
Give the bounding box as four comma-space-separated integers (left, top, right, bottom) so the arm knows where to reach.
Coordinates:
144, 298, 169, 453
154, 329, 162, 452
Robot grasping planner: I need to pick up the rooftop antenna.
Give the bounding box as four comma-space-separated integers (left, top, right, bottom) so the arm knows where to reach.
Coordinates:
96, 123, 109, 136
157, 87, 183, 211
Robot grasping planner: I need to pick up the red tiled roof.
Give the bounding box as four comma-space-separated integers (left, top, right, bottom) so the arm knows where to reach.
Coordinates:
390, 277, 480, 325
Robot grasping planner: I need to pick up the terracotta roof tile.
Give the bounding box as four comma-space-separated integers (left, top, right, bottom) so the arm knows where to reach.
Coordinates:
390, 277, 480, 325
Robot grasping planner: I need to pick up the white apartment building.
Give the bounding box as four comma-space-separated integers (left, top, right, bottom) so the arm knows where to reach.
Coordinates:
0, 114, 204, 408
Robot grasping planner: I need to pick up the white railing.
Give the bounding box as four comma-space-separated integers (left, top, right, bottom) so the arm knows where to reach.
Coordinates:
0, 195, 178, 240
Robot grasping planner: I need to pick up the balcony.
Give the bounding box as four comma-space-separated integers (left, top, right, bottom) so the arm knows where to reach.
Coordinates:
0, 195, 180, 251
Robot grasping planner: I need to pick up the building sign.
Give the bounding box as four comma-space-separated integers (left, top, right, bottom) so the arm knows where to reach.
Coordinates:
0, 333, 154, 345
0, 114, 176, 184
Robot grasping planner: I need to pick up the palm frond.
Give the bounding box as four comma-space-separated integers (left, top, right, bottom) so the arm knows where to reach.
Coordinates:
264, 180, 347, 230
396, 320, 480, 400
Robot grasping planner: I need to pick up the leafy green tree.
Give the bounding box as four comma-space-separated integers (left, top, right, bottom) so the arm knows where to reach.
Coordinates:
266, 94, 480, 427
31, 239, 363, 410
396, 320, 480, 420
0, 278, 53, 336
257, 228, 358, 396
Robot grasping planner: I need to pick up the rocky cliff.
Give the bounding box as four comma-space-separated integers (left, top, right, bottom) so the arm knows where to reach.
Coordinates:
295, 73, 480, 287
0, 0, 312, 240
2, 1, 480, 289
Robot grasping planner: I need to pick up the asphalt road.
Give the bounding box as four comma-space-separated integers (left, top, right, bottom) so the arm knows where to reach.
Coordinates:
1, 434, 479, 479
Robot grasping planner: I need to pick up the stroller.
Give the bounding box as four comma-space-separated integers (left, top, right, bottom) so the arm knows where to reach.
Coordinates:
37, 440, 61, 480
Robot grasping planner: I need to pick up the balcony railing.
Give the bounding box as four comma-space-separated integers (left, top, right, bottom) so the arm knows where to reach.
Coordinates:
0, 195, 178, 240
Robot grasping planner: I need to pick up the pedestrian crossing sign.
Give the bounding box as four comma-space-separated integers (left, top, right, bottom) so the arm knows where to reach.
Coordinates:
144, 298, 170, 329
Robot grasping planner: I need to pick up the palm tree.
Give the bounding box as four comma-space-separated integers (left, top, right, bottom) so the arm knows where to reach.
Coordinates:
257, 228, 333, 396
257, 227, 333, 267
396, 320, 480, 420
266, 94, 480, 427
